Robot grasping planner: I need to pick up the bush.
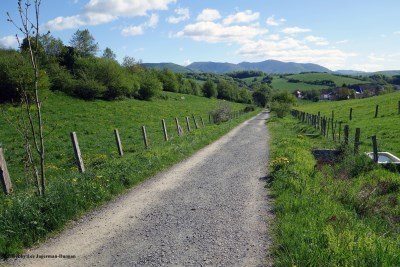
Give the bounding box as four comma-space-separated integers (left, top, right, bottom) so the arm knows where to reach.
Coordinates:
244, 105, 256, 112
212, 102, 232, 123
270, 101, 292, 118
73, 79, 106, 100
46, 63, 76, 94
138, 71, 162, 100
0, 50, 50, 102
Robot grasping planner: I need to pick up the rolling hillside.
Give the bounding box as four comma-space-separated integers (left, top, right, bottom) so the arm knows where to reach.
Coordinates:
296, 90, 400, 155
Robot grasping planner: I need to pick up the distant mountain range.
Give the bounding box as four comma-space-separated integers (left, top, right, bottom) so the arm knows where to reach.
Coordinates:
141, 60, 400, 76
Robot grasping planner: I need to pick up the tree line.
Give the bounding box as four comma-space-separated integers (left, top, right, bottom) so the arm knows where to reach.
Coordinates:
0, 29, 270, 106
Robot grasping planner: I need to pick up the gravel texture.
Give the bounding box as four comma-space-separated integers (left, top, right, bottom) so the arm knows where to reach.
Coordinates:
7, 111, 272, 267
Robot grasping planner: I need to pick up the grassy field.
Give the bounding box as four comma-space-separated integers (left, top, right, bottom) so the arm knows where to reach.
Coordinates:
287, 73, 368, 86
294, 91, 400, 156
268, 114, 400, 266
271, 76, 327, 91
0, 91, 257, 256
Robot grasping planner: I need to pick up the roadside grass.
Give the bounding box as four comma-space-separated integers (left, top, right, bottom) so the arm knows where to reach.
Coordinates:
0, 91, 258, 257
294, 91, 400, 156
268, 115, 400, 266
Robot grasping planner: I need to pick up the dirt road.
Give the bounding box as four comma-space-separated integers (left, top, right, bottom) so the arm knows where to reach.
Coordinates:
8, 111, 272, 266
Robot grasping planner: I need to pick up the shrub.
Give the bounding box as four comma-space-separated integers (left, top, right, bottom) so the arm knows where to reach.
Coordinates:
138, 71, 162, 100
270, 101, 292, 118
0, 50, 50, 102
73, 79, 106, 100
46, 63, 76, 94
212, 102, 232, 123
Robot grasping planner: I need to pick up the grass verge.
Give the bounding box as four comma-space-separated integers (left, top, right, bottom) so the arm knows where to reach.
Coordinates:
268, 115, 400, 266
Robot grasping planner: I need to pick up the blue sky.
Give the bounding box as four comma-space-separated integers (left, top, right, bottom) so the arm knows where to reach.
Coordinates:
1, 0, 399, 71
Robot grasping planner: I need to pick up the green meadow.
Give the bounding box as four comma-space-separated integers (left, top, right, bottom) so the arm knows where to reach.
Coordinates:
295, 91, 400, 156
287, 72, 367, 86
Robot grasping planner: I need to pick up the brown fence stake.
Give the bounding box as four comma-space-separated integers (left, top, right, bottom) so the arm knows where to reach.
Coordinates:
175, 118, 183, 136
70, 132, 85, 173
338, 122, 342, 142
354, 128, 361, 155
350, 108, 353, 121
192, 114, 199, 129
114, 129, 123, 156
162, 119, 168, 141
372, 136, 378, 163
398, 100, 400, 115
0, 148, 13, 195
142, 126, 149, 149
200, 116, 205, 127
375, 105, 379, 118
186, 116, 191, 132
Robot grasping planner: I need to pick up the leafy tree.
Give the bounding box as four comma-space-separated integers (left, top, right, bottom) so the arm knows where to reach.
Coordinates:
138, 70, 162, 100
158, 67, 179, 92
252, 91, 267, 107
69, 29, 98, 57
202, 79, 217, 98
39, 34, 64, 63
217, 79, 233, 100
270, 91, 296, 117
102, 47, 116, 61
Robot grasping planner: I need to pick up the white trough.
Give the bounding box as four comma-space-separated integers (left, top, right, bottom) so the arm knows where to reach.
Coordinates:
366, 152, 400, 164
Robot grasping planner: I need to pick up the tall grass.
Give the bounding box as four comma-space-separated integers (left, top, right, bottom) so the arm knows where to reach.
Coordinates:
268, 115, 400, 266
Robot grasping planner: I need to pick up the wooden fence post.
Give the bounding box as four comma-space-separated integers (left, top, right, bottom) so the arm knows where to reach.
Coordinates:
200, 116, 205, 127
398, 100, 400, 115
0, 148, 13, 195
192, 114, 199, 129
142, 126, 149, 149
344, 125, 349, 145
114, 129, 123, 156
162, 119, 168, 141
186, 116, 191, 132
70, 132, 85, 173
350, 108, 353, 121
175, 118, 183, 136
338, 122, 342, 142
375, 105, 379, 118
354, 128, 361, 155
372, 135, 378, 163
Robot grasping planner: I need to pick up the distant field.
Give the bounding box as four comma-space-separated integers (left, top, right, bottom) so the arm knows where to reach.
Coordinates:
271, 77, 327, 91
296, 91, 400, 155
288, 73, 368, 86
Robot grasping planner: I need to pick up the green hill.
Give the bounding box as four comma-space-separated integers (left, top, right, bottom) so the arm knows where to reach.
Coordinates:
287, 72, 368, 86
141, 62, 196, 73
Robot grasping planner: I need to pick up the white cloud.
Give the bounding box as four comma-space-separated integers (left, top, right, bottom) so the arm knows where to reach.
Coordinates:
183, 59, 191, 66
121, 25, 144, 36
394, 31, 400, 35
121, 13, 159, 36
304, 35, 329, 46
282, 26, 311, 35
197, 8, 221, 22
336, 40, 349, 44
266, 15, 286, 26
175, 21, 267, 43
0, 35, 19, 48
166, 7, 190, 24
267, 34, 280, 41
368, 53, 385, 61
46, 0, 175, 31
223, 10, 259, 25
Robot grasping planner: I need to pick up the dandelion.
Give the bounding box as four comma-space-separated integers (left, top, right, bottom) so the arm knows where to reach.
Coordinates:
96, 175, 103, 179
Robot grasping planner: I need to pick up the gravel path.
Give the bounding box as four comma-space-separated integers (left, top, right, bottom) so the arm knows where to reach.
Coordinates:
7, 111, 272, 267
